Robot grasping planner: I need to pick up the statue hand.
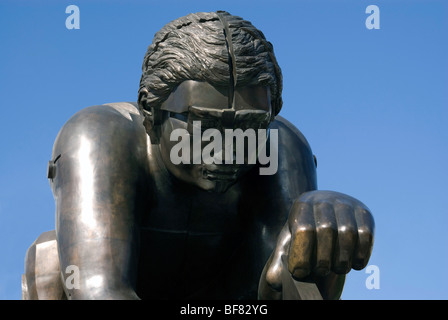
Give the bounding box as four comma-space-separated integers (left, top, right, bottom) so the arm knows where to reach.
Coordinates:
288, 190, 374, 278
267, 190, 375, 287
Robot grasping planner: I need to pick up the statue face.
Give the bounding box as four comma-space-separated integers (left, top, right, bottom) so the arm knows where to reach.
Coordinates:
158, 80, 272, 193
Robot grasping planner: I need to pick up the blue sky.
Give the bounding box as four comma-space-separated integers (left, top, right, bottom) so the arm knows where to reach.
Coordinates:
0, 0, 447, 300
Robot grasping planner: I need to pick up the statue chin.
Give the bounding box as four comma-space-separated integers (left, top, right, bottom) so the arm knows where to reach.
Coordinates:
198, 178, 237, 194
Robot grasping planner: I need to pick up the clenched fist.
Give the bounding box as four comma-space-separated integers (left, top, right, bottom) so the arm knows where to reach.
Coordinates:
264, 190, 375, 295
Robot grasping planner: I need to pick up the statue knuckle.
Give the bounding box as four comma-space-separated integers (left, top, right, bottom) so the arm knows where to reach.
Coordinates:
293, 223, 315, 236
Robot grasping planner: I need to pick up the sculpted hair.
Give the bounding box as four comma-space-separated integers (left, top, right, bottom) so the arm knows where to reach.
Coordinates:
138, 11, 283, 116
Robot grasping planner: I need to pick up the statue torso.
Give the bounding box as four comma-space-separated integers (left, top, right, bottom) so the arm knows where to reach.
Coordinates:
136, 144, 268, 299
56, 102, 316, 299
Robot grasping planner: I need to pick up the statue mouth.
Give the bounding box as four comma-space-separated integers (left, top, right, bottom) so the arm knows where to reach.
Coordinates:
201, 165, 239, 181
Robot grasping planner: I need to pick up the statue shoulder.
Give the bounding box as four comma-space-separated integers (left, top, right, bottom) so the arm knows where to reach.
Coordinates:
265, 115, 318, 191
59, 101, 142, 131
51, 102, 147, 159
271, 115, 313, 153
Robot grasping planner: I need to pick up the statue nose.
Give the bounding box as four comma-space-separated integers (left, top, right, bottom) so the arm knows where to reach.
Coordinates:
221, 109, 236, 128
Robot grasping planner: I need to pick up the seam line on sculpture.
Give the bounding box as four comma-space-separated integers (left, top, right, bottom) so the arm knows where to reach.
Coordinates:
216, 11, 236, 110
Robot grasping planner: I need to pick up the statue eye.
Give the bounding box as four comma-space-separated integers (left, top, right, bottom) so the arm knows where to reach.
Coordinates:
170, 112, 188, 122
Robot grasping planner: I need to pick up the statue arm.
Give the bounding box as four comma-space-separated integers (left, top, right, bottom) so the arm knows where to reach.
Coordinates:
258, 116, 347, 300
50, 103, 148, 299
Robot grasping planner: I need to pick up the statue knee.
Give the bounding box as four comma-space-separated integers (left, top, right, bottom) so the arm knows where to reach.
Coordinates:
23, 230, 66, 300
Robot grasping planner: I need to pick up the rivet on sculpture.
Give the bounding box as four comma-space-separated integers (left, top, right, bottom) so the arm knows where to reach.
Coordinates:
22, 11, 374, 300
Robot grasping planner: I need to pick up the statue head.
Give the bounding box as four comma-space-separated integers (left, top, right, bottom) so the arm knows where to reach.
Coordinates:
138, 11, 283, 192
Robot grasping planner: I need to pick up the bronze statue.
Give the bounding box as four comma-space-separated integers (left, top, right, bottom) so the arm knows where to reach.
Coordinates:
22, 11, 374, 300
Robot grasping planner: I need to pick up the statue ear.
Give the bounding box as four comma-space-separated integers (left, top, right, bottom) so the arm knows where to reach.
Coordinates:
138, 89, 162, 144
